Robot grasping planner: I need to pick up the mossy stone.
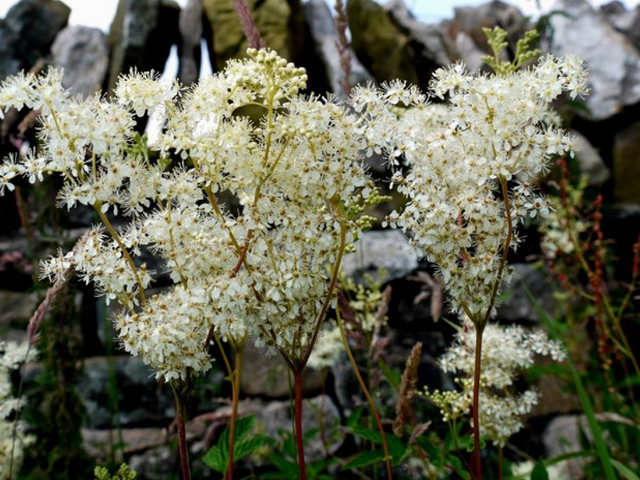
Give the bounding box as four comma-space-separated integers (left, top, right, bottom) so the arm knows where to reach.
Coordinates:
203, 0, 300, 71
347, 0, 419, 85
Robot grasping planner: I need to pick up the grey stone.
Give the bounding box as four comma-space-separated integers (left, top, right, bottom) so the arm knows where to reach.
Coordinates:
342, 230, 419, 282
0, 290, 38, 327
303, 0, 372, 95
571, 130, 610, 186
385, 0, 450, 68
0, 0, 70, 81
441, 0, 530, 71
178, 0, 203, 86
128, 445, 173, 480
548, 0, 640, 120
77, 356, 175, 428
51, 26, 109, 98
240, 341, 326, 398
613, 121, 640, 205
543, 415, 590, 478
601, 2, 640, 50
82, 427, 167, 460
453, 31, 486, 72
107, 0, 181, 91
497, 263, 556, 323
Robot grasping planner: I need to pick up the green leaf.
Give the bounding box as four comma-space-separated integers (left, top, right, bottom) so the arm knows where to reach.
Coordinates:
611, 460, 640, 480
341, 450, 386, 470
235, 435, 271, 461
234, 415, 256, 442
350, 424, 383, 443
202, 443, 226, 472
201, 415, 264, 473
386, 433, 407, 463
531, 461, 549, 480
448, 455, 471, 480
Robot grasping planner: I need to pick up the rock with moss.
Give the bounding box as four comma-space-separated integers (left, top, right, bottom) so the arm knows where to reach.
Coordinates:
347, 0, 421, 86
202, 0, 304, 71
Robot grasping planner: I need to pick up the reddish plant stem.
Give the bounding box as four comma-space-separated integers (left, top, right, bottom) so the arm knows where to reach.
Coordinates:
293, 369, 307, 480
334, 0, 352, 96
231, 0, 265, 49
471, 323, 485, 480
172, 386, 192, 480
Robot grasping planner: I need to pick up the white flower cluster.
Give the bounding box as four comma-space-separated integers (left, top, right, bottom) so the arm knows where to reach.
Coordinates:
0, 342, 35, 479
353, 55, 587, 320
425, 320, 566, 446
0, 48, 376, 380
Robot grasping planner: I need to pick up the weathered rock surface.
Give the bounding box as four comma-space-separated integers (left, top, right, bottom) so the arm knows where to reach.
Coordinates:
107, 0, 181, 91
82, 427, 167, 459
240, 341, 326, 398
128, 445, 173, 480
543, 415, 590, 478
347, 0, 423, 86
548, 0, 640, 120
0, 0, 70, 81
302, 0, 372, 94
342, 230, 419, 283
0, 290, 37, 327
613, 121, 640, 205
571, 130, 610, 186
386, 0, 450, 68
51, 26, 109, 98
450, 0, 530, 51
203, 0, 303, 71
437, 0, 530, 71
178, 0, 203, 85
497, 263, 557, 323
601, 1, 640, 50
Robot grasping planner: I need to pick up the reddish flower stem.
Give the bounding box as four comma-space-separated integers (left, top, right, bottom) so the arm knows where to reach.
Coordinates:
172, 386, 192, 480
231, 0, 265, 50
471, 323, 485, 480
294, 369, 307, 480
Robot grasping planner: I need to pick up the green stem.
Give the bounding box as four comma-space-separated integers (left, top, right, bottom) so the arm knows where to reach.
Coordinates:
226, 347, 243, 480
95, 204, 146, 306
337, 309, 393, 480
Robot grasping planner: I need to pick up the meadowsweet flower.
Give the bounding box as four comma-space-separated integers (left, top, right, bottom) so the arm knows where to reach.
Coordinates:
424, 320, 565, 446
353, 49, 587, 321
1, 48, 378, 382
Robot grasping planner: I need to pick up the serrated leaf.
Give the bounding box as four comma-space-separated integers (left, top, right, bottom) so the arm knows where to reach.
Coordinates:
234, 415, 256, 442
234, 435, 271, 461
350, 424, 382, 443
341, 450, 385, 471
201, 443, 226, 472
